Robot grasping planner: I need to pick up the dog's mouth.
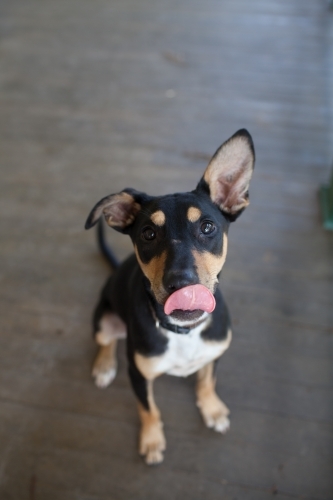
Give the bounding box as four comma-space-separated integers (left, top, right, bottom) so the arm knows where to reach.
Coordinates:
169, 309, 206, 322
164, 284, 216, 316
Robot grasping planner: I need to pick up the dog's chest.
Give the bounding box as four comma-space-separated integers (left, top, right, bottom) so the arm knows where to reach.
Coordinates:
157, 327, 229, 377
135, 323, 232, 380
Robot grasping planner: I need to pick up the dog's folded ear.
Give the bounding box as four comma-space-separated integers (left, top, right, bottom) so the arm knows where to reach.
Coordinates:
196, 129, 255, 221
85, 189, 145, 232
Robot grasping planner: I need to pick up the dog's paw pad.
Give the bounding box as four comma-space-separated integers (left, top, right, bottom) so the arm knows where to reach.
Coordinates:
92, 367, 116, 388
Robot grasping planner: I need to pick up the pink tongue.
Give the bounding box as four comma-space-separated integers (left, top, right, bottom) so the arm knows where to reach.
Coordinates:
164, 284, 216, 315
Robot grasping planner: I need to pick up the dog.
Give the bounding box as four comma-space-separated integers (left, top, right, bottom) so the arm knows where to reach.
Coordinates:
85, 129, 255, 464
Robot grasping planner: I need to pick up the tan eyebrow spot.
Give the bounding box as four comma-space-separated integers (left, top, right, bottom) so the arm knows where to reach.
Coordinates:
150, 210, 166, 226
187, 206, 202, 223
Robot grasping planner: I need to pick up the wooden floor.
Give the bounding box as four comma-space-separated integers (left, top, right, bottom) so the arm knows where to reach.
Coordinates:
1, 0, 333, 498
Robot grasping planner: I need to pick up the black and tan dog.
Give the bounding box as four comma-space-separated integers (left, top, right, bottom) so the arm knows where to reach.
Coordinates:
85, 129, 255, 464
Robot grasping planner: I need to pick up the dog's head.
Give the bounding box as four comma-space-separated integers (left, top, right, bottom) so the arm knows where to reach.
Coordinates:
86, 129, 255, 320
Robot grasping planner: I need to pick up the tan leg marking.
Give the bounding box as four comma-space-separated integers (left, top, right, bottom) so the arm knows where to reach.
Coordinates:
196, 361, 230, 433
95, 313, 126, 346
92, 313, 126, 388
134, 352, 165, 381
138, 380, 166, 465
92, 341, 118, 388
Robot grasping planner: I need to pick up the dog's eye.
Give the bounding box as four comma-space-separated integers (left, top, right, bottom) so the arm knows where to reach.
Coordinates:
142, 227, 156, 241
200, 221, 215, 235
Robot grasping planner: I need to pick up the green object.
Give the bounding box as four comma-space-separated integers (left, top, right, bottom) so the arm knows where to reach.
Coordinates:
320, 170, 333, 230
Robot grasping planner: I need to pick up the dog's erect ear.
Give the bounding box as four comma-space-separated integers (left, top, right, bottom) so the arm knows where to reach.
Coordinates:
196, 129, 255, 221
85, 189, 144, 232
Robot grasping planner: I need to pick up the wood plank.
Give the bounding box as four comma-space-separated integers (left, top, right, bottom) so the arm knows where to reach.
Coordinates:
0, 400, 332, 499
0, 0, 332, 498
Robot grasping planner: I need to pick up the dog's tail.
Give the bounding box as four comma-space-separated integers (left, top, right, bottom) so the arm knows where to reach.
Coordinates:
97, 219, 120, 269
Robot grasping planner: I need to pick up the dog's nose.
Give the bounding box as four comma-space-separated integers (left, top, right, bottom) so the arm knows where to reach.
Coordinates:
163, 269, 197, 293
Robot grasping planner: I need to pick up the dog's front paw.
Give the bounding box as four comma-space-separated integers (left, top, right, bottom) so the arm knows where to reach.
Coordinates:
92, 345, 117, 388
92, 365, 117, 388
205, 412, 230, 434
197, 393, 230, 434
139, 423, 166, 465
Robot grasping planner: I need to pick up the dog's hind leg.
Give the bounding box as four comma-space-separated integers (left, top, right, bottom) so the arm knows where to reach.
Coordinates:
92, 313, 127, 388
128, 363, 166, 465
196, 360, 230, 434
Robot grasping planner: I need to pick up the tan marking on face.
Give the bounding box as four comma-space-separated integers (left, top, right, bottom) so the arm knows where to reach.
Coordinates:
192, 233, 228, 291
138, 380, 166, 464
135, 248, 168, 303
187, 206, 202, 223
150, 210, 166, 226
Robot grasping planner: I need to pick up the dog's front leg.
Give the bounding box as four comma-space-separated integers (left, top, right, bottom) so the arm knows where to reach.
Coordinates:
92, 312, 127, 388
128, 363, 166, 465
92, 340, 118, 388
138, 381, 166, 465
196, 360, 230, 434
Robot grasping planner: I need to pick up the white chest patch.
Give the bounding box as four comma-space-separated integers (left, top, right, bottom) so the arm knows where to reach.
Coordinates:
135, 325, 232, 380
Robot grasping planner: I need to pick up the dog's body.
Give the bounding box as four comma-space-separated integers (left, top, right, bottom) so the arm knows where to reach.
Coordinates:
85, 129, 255, 464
